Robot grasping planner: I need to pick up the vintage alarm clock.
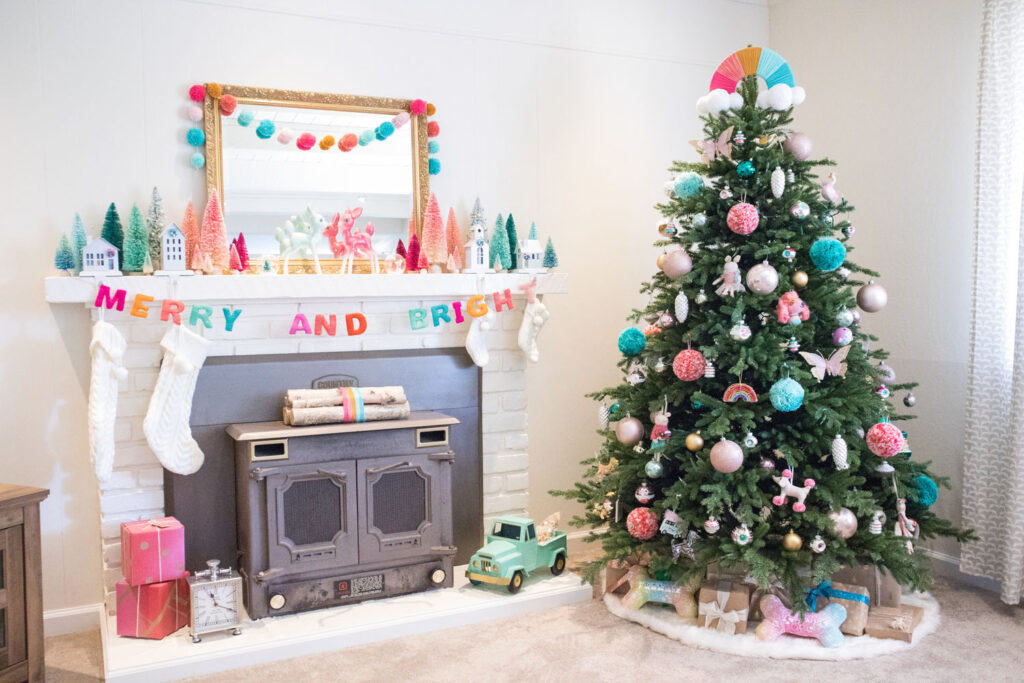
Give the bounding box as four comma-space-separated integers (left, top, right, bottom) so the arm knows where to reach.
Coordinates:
188, 559, 244, 643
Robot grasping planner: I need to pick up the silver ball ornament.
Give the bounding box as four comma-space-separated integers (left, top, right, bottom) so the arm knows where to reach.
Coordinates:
784, 132, 813, 161
710, 438, 744, 473
836, 308, 854, 327
745, 261, 780, 295
645, 459, 664, 478
857, 280, 888, 312
828, 507, 859, 539
615, 416, 644, 446
661, 250, 693, 280
904, 392, 917, 407
878, 363, 897, 383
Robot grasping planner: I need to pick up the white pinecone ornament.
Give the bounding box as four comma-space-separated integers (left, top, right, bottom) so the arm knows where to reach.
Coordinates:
598, 403, 610, 430
771, 166, 786, 199
674, 292, 689, 324
832, 433, 849, 470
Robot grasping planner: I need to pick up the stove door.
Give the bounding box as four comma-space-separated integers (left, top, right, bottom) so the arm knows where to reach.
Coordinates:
357, 454, 447, 564
265, 461, 358, 575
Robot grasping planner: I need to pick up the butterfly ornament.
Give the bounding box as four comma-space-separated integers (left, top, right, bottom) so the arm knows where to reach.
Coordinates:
690, 126, 734, 163
799, 346, 851, 382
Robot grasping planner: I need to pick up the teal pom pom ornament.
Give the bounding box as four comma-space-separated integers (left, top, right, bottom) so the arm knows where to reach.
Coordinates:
673, 172, 704, 199
809, 237, 847, 272
737, 161, 755, 177
190, 152, 205, 169
256, 120, 276, 139
186, 127, 205, 146
237, 110, 255, 127
428, 140, 439, 154
617, 328, 646, 356
358, 130, 375, 146
378, 121, 395, 138
911, 475, 938, 507
769, 377, 804, 412
428, 158, 441, 175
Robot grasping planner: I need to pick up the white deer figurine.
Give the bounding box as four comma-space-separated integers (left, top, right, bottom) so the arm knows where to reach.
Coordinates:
275, 205, 326, 274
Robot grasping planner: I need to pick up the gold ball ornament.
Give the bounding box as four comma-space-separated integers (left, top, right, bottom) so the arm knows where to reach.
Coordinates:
783, 530, 803, 551
792, 271, 809, 288
685, 432, 705, 452
657, 252, 667, 269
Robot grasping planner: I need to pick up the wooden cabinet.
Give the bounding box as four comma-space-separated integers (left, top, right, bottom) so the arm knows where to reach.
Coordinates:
0, 484, 48, 683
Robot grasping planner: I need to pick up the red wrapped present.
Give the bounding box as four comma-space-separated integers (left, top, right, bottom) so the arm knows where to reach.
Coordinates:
121, 517, 186, 586
116, 576, 190, 639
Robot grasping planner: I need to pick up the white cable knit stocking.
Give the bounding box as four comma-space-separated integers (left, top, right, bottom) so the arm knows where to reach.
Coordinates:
465, 309, 496, 367
143, 325, 210, 475
517, 299, 550, 363
89, 321, 128, 482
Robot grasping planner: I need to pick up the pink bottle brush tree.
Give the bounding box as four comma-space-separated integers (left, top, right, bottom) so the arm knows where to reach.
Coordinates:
445, 207, 463, 271
420, 193, 447, 270
196, 189, 229, 273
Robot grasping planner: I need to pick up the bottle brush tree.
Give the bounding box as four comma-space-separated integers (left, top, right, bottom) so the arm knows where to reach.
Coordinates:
490, 213, 511, 270
505, 214, 519, 270
181, 201, 200, 268
146, 186, 167, 269
71, 213, 88, 273
54, 234, 75, 273
101, 203, 124, 268
122, 204, 150, 272
420, 193, 447, 266
542, 237, 559, 269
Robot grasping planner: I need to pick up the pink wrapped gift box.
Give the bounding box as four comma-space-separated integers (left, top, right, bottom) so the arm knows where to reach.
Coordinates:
120, 517, 186, 586
116, 576, 190, 639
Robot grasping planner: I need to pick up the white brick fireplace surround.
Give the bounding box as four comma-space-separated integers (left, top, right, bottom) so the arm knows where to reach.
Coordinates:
45, 273, 569, 610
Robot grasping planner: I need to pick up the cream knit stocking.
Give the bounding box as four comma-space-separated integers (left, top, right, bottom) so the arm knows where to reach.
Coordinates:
89, 321, 128, 482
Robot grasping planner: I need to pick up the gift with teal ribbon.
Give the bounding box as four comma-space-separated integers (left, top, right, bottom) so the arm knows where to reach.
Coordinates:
805, 580, 871, 635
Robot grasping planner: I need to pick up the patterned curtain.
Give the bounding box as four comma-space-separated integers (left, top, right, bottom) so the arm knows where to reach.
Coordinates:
962, 0, 1024, 605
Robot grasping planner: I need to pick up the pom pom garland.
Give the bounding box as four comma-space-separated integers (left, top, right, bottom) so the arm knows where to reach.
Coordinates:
318, 135, 336, 150
358, 130, 375, 146
186, 127, 205, 146
673, 172, 704, 199
190, 152, 206, 168
205, 83, 222, 99
769, 377, 804, 411
673, 349, 706, 381
237, 110, 255, 127
296, 133, 316, 150
187, 104, 203, 122
392, 112, 410, 128
727, 202, 760, 235
188, 84, 206, 102
809, 237, 847, 272
428, 158, 441, 175
255, 120, 276, 140
377, 121, 395, 138
277, 128, 295, 144
428, 140, 439, 154
617, 328, 647, 356
410, 99, 427, 115
427, 121, 440, 137
219, 94, 237, 116
339, 133, 358, 151
866, 421, 903, 458
426, 102, 437, 116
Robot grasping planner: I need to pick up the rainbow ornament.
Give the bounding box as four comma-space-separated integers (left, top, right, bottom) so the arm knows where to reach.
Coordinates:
723, 383, 758, 403
709, 47, 794, 93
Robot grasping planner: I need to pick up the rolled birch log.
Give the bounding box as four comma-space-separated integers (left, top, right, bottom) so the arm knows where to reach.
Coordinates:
283, 402, 411, 426
284, 386, 407, 408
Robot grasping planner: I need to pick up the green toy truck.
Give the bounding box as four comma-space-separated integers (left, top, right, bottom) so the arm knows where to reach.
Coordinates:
466, 516, 567, 593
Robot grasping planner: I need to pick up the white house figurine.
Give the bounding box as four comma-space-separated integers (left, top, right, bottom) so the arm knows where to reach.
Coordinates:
154, 223, 194, 276
80, 238, 122, 277
462, 222, 494, 274
515, 237, 545, 273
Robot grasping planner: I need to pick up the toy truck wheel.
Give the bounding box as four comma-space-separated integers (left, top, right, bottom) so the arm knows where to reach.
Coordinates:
508, 571, 524, 594
469, 578, 482, 586
550, 553, 566, 576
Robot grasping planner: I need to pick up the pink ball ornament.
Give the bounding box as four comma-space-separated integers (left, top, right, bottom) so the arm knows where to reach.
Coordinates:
626, 507, 659, 540
672, 349, 706, 382
866, 421, 903, 458
784, 132, 813, 161
832, 327, 853, 346
710, 439, 744, 473
660, 250, 693, 280
727, 202, 760, 235
615, 416, 644, 446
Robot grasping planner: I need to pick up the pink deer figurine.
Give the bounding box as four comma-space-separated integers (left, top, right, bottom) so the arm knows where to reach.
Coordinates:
325, 206, 379, 274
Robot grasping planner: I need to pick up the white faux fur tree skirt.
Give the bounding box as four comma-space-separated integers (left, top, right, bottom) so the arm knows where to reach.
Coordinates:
603, 592, 939, 660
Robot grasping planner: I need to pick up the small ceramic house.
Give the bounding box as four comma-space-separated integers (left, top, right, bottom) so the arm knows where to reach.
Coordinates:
80, 238, 121, 276
462, 222, 492, 274
161, 224, 186, 271
516, 238, 545, 273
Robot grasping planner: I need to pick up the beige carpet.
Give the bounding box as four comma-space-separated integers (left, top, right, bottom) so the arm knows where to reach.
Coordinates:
45, 549, 1024, 682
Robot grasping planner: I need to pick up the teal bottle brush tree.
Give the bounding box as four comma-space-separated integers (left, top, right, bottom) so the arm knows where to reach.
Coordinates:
554, 48, 972, 607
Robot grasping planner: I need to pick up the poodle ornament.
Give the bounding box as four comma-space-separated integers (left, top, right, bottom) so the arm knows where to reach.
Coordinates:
776, 291, 810, 325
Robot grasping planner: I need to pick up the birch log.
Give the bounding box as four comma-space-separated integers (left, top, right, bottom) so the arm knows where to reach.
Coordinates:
284, 386, 407, 408
283, 402, 411, 426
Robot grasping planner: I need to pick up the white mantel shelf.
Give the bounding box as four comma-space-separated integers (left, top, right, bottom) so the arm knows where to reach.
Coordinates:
44, 272, 568, 304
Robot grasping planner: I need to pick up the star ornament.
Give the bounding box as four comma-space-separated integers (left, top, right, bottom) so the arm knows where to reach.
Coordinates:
689, 126, 734, 163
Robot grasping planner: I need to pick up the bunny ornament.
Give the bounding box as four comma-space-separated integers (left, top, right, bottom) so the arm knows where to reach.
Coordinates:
713, 255, 746, 297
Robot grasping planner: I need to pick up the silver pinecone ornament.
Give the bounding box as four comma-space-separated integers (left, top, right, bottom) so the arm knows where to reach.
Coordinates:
674, 292, 689, 324
832, 434, 849, 470
598, 403, 610, 430
771, 166, 786, 199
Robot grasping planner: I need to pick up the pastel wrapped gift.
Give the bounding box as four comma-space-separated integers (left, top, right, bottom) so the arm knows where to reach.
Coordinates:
806, 580, 870, 636
865, 604, 924, 642
697, 579, 752, 634
116, 576, 189, 639
120, 517, 186, 586
831, 564, 901, 607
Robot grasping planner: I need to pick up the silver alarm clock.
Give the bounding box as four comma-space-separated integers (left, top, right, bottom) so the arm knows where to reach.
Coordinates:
188, 559, 244, 643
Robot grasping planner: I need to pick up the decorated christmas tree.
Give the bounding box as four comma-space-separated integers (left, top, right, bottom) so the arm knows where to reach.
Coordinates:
54, 233, 75, 273
101, 203, 124, 268
542, 237, 559, 269
181, 201, 200, 268
420, 193, 447, 267
197, 189, 229, 272
71, 213, 88, 272
554, 51, 970, 612
490, 213, 511, 270
146, 187, 167, 269
505, 214, 519, 270
122, 204, 150, 272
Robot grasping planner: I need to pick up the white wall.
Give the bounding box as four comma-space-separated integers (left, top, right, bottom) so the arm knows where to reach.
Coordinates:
0, 0, 769, 615
769, 0, 983, 560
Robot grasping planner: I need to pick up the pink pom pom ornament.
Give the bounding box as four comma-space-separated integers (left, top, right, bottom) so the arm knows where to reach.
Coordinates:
296, 133, 316, 150
339, 133, 358, 151
427, 121, 440, 137
410, 99, 427, 115
672, 348, 706, 382
866, 421, 903, 458
188, 84, 206, 102
277, 128, 295, 145
626, 507, 659, 540
187, 104, 203, 122
391, 112, 410, 128
219, 94, 238, 116
727, 202, 760, 235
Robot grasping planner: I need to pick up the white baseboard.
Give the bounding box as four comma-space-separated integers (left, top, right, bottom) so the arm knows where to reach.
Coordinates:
44, 603, 103, 638
921, 547, 1002, 594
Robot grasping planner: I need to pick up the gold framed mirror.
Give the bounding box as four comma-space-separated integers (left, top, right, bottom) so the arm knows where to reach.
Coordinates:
202, 84, 430, 273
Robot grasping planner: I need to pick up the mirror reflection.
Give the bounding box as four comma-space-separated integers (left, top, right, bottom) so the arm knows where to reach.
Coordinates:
220, 104, 413, 256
